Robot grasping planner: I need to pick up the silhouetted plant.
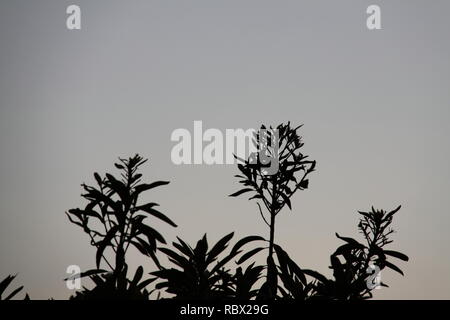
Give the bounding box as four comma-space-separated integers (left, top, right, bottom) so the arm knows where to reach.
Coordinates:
302, 206, 409, 300
0, 275, 29, 300
152, 233, 266, 300
66, 154, 176, 298
228, 122, 409, 301
229, 206, 408, 300
230, 122, 316, 298
271, 244, 316, 300
0, 121, 410, 301
231, 235, 315, 300
70, 266, 155, 300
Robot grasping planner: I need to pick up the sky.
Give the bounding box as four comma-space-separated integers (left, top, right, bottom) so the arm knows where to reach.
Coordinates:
1, 0, 449, 299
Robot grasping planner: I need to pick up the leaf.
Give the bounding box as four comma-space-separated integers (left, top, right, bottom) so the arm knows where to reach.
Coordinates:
133, 181, 170, 197
130, 239, 146, 253
159, 247, 191, 269
65, 212, 84, 229
154, 281, 170, 290
64, 269, 108, 281
151, 269, 185, 283
248, 194, 263, 201
384, 250, 409, 261
139, 224, 167, 245
298, 179, 309, 189
138, 204, 177, 227
149, 250, 162, 270
206, 232, 234, 264
335, 233, 364, 248
137, 277, 157, 290
231, 235, 266, 255
68, 208, 103, 222
82, 187, 121, 212
274, 244, 307, 285
0, 275, 16, 297
96, 225, 119, 269
94, 172, 103, 186
114, 163, 124, 170
385, 261, 404, 276
210, 251, 241, 275
173, 237, 194, 258
274, 245, 289, 274
384, 205, 401, 221
130, 266, 144, 288
105, 173, 129, 203
4, 285, 23, 300
280, 192, 292, 210
229, 188, 254, 197
237, 247, 265, 264
193, 234, 208, 266
302, 269, 329, 284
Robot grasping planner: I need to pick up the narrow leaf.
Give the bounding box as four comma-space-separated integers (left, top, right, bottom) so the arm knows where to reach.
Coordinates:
237, 247, 265, 264
229, 188, 253, 197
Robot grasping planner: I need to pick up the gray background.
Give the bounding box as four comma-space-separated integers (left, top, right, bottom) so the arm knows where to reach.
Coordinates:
1, 0, 449, 299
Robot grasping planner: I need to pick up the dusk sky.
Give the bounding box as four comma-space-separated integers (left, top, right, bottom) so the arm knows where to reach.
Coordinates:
1, 0, 449, 299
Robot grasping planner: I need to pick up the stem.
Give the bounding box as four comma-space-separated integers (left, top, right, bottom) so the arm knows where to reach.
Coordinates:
87, 231, 114, 271
268, 175, 277, 263
268, 211, 276, 259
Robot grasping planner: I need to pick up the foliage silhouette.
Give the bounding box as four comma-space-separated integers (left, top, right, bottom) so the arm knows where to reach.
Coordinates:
214, 207, 409, 301
66, 154, 176, 299
70, 265, 155, 300
230, 122, 316, 298
0, 275, 29, 300
58, 122, 408, 301
302, 206, 409, 300
152, 233, 266, 300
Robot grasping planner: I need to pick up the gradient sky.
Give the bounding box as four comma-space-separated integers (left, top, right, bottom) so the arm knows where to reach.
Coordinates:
1, 0, 449, 299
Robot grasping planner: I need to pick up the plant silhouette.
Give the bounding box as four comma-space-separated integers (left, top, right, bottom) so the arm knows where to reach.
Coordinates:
0, 122, 408, 300
152, 233, 267, 300
70, 265, 155, 300
0, 275, 29, 300
66, 154, 176, 299
147, 122, 408, 301
230, 122, 316, 298
61, 125, 408, 300
302, 206, 409, 300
